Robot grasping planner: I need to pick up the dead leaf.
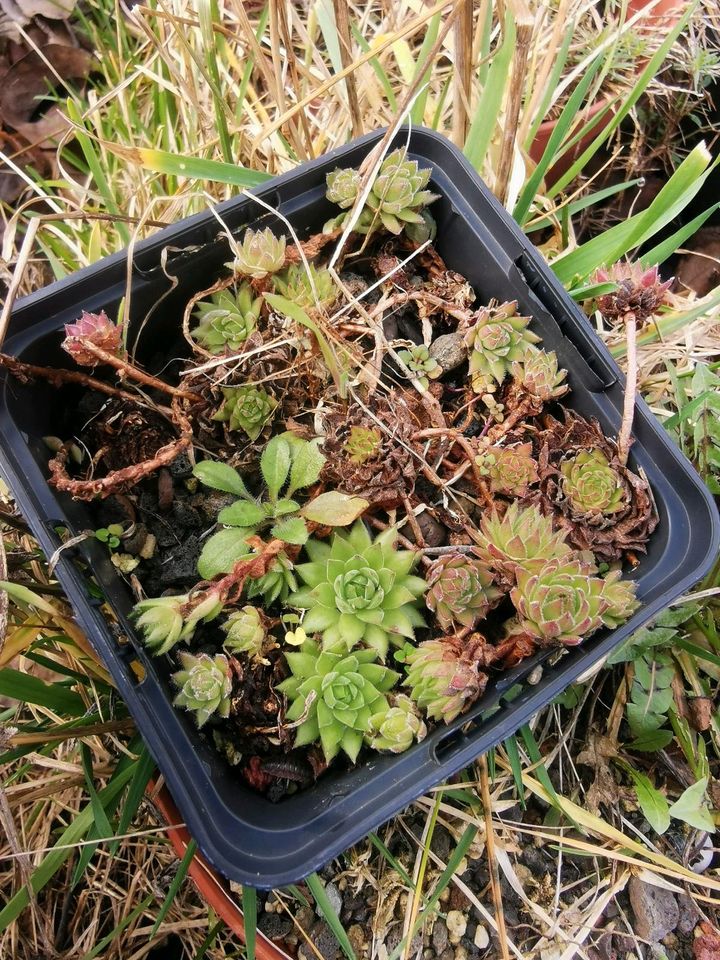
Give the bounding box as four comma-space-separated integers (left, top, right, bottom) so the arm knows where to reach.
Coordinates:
694, 921, 720, 960
2, 0, 76, 25
0, 44, 92, 147
576, 734, 621, 813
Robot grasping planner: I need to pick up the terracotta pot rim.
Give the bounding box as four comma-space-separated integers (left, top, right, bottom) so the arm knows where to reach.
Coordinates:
148, 779, 294, 960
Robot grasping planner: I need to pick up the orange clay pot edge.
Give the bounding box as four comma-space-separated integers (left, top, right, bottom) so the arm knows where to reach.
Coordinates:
149, 780, 294, 960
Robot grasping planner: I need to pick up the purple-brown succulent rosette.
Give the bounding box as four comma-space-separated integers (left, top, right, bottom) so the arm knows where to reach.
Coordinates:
2, 147, 661, 796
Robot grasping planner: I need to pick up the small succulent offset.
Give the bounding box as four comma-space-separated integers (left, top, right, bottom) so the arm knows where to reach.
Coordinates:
278, 639, 399, 762
132, 592, 224, 656
465, 302, 540, 394
476, 442, 539, 498
426, 554, 504, 630
512, 555, 610, 647
289, 522, 426, 659
212, 385, 278, 440
343, 425, 383, 464
324, 148, 438, 237
222, 605, 266, 657
62, 310, 125, 366
595, 262, 672, 327
229, 227, 286, 279
600, 570, 641, 628
366, 694, 427, 753
404, 635, 488, 723
473, 502, 572, 582
272, 262, 337, 310
560, 449, 626, 516
513, 349, 569, 402
245, 552, 298, 604
396, 343, 442, 391
172, 652, 233, 728
192, 285, 261, 354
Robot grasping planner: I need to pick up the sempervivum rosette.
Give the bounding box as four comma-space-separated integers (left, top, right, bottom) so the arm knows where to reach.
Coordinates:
425, 554, 504, 630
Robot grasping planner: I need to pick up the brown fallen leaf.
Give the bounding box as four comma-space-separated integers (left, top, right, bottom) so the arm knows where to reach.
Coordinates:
0, 43, 92, 148
2, 0, 76, 23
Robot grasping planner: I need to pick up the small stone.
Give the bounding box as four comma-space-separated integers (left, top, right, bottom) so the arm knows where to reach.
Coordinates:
439, 949, 454, 960
258, 913, 293, 940
447, 910, 467, 945
430, 824, 453, 861
303, 921, 341, 960
169, 450, 194, 478
347, 925, 366, 956
454, 946, 468, 960
448, 887, 469, 913
676, 893, 700, 935
430, 332, 466, 374
628, 877, 679, 942
432, 920, 449, 954
324, 882, 342, 917
474, 926, 489, 950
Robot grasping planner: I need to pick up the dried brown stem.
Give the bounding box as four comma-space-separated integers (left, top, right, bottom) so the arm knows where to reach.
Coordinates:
333, 0, 363, 138
617, 312, 637, 467
48, 402, 193, 501
188, 536, 286, 609
0, 353, 150, 407
478, 753, 511, 960
496, 0, 534, 205
65, 341, 199, 402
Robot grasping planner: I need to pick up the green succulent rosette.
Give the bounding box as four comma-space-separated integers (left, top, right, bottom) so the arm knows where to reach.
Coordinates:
278, 639, 399, 762
365, 694, 427, 753
191, 285, 261, 355
221, 605, 266, 657
272, 262, 337, 310
132, 592, 223, 656
473, 503, 572, 582
465, 302, 540, 394
288, 522, 426, 659
404, 638, 486, 723
230, 227, 286, 279
172, 651, 233, 728
512, 348, 568, 401
426, 554, 503, 630
397, 343, 441, 391
511, 555, 607, 647
326, 167, 361, 209
343, 425, 382, 464
476, 442, 539, 498
560, 449, 626, 516
599, 569, 640, 628
212, 385, 278, 440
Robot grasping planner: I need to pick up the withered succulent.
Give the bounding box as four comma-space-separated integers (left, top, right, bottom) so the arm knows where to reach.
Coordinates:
230, 227, 286, 279
595, 262, 672, 326
272, 262, 337, 310
278, 639, 399, 762
473, 502, 572, 582
289, 522, 426, 660
212, 385, 278, 440
465, 302, 541, 394
404, 634, 489, 723
366, 694, 426, 753
511, 555, 607, 647
324, 148, 438, 237
321, 394, 421, 507
62, 310, 124, 366
132, 592, 223, 656
534, 411, 658, 562
221, 605, 266, 657
343, 425, 383, 464
172, 652, 233, 728
476, 442, 539, 497
560, 449, 626, 516
192, 285, 261, 354
426, 554, 504, 630
512, 349, 569, 402
397, 343, 441, 391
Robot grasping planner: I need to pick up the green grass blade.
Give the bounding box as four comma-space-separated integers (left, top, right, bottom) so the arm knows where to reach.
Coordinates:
409, 11, 442, 125
198, 0, 233, 163
552, 143, 714, 284
524, 22, 575, 149
150, 839, 197, 939
514, 49, 605, 224
80, 895, 154, 960
194, 919, 225, 960
109, 146, 271, 189
0, 764, 135, 931
640, 203, 720, 267
503, 735, 526, 807
306, 873, 356, 960
0, 668, 86, 715
547, 0, 698, 196
519, 725, 561, 808
351, 24, 398, 110
109, 744, 155, 857
242, 886, 257, 960
464, 8, 515, 170
524, 177, 644, 234
368, 832, 414, 886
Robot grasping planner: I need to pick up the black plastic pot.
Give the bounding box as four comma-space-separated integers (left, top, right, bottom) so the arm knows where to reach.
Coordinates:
1, 128, 717, 889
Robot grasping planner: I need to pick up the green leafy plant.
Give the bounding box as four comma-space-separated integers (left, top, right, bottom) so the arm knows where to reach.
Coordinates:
278, 638, 399, 761
212, 385, 278, 440
396, 343, 441, 390
228, 226, 286, 279
560, 449, 626, 516
172, 651, 233, 728
366, 693, 427, 753
425, 554, 504, 630
94, 523, 124, 550
191, 284, 261, 354
465, 301, 540, 394
288, 522, 426, 659
404, 635, 487, 723
271, 262, 337, 310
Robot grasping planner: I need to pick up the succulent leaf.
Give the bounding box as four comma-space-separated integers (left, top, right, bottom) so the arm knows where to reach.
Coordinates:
512, 349, 569, 401
473, 502, 572, 582
272, 262, 337, 310
404, 636, 488, 723
246, 551, 298, 604
560, 449, 626, 516
464, 301, 540, 394
595, 262, 672, 326
475, 442, 539, 497
192, 285, 261, 354
172, 652, 233, 728
132, 592, 223, 656
62, 311, 124, 366
288, 522, 426, 659
365, 694, 426, 753
222, 605, 266, 657
397, 343, 442, 391
278, 638, 399, 762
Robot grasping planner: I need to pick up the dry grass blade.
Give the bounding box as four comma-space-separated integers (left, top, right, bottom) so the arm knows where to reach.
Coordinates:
478, 754, 511, 960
